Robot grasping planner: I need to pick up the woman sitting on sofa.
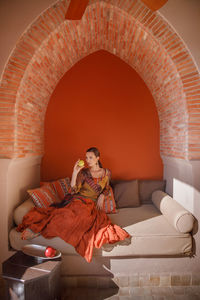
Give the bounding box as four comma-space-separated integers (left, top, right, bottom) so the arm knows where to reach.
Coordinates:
17, 147, 130, 263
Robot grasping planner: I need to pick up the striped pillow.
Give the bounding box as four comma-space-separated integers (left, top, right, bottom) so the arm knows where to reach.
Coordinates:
41, 177, 71, 200
103, 186, 117, 214
27, 185, 60, 208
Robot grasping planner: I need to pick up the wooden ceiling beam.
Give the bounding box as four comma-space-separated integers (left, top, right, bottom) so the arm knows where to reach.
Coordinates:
65, 0, 168, 20
65, 0, 89, 20
140, 0, 168, 11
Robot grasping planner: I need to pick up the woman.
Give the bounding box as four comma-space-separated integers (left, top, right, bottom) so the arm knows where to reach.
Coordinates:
17, 147, 130, 262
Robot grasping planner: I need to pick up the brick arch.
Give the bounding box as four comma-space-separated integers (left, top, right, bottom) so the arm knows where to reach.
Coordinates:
0, 0, 199, 160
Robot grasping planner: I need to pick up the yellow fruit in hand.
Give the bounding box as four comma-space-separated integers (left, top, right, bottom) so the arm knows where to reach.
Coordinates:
78, 160, 85, 167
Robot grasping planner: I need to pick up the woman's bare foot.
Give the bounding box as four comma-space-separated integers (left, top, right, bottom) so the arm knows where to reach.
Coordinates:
21, 228, 40, 240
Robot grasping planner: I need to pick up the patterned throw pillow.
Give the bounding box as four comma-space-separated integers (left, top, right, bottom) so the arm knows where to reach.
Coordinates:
103, 186, 117, 214
41, 177, 71, 200
27, 185, 60, 208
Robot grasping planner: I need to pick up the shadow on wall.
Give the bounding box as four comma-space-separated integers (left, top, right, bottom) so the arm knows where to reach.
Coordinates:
173, 179, 200, 217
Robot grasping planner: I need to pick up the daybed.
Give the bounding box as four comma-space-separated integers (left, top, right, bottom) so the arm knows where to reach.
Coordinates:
9, 179, 195, 261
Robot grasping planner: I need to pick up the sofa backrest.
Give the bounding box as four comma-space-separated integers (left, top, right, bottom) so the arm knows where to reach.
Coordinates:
139, 180, 166, 204
110, 179, 140, 208
110, 179, 166, 208
14, 179, 167, 224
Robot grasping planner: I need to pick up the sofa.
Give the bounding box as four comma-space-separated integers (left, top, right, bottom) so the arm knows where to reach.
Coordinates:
9, 179, 195, 263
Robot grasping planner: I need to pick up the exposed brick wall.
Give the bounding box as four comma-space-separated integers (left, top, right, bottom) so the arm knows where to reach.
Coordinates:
0, 0, 199, 160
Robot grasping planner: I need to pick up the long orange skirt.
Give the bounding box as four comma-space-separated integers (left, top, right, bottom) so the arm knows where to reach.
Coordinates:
16, 196, 130, 262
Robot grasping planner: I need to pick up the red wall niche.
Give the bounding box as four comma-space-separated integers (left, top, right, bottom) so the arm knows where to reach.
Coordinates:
41, 50, 163, 181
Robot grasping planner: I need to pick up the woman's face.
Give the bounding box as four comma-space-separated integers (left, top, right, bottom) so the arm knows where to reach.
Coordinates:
86, 151, 99, 168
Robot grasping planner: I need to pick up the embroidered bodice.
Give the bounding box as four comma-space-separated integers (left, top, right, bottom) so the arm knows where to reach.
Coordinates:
71, 168, 111, 201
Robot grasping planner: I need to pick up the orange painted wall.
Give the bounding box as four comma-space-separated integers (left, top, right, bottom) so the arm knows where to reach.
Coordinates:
41, 50, 163, 181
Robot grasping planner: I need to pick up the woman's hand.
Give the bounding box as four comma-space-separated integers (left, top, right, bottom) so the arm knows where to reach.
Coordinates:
96, 194, 105, 210
71, 159, 84, 190
73, 159, 84, 174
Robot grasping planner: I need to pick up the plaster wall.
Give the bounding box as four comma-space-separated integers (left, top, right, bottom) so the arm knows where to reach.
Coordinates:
160, 0, 200, 71
0, 0, 56, 78
0, 156, 41, 271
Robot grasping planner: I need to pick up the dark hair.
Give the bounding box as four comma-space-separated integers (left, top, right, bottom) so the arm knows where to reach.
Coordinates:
86, 147, 103, 168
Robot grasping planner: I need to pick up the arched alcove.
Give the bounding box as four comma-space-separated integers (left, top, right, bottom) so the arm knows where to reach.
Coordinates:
41, 49, 163, 180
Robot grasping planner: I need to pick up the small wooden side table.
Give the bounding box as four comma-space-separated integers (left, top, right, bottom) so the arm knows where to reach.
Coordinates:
2, 251, 62, 300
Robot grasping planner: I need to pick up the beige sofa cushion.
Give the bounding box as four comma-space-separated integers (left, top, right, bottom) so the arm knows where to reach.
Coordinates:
14, 198, 35, 225
152, 191, 195, 233
113, 180, 140, 208
9, 205, 193, 257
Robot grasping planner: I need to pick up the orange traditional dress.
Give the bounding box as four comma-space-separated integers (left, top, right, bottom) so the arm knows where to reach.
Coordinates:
17, 168, 130, 262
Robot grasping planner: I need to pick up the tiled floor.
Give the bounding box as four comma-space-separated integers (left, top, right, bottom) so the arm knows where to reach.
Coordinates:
1, 280, 200, 299
62, 286, 200, 300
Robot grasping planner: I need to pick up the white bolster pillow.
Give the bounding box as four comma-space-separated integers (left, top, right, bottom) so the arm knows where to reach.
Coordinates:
14, 198, 35, 225
152, 190, 194, 233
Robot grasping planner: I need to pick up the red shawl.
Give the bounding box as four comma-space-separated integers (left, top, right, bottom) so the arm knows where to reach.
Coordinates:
17, 196, 130, 262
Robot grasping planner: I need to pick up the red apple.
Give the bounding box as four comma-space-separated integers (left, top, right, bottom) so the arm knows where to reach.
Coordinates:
45, 246, 56, 257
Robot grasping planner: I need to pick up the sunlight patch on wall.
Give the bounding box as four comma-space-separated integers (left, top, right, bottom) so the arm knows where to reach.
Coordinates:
173, 178, 199, 215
